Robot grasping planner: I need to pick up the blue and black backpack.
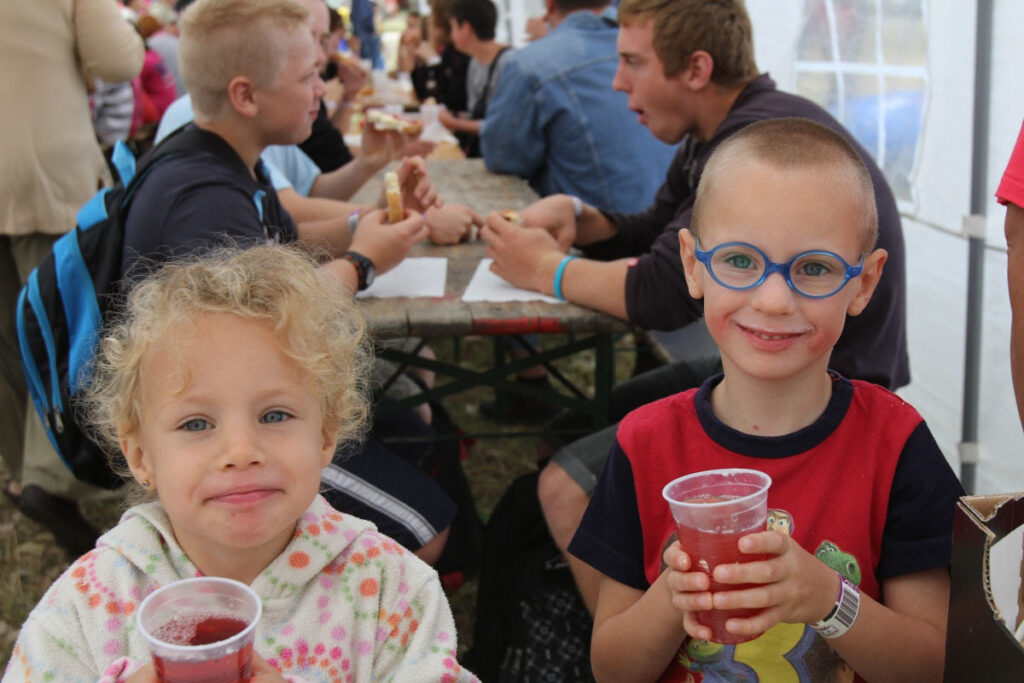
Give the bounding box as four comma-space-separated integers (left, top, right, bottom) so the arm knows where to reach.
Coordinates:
16, 126, 209, 489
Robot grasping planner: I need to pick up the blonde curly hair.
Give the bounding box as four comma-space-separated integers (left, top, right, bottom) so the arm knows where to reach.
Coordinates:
84, 245, 372, 482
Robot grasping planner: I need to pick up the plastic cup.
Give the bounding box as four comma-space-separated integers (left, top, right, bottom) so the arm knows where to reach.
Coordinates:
136, 577, 262, 683
662, 468, 772, 644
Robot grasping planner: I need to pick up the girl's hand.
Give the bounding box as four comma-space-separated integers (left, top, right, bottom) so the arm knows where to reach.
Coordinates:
696, 531, 840, 641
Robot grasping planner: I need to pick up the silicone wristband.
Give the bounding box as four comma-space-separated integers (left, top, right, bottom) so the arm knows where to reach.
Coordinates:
570, 195, 583, 218
552, 255, 577, 301
812, 573, 860, 639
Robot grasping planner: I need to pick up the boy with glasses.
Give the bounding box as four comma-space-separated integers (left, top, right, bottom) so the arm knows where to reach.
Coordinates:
570, 118, 963, 682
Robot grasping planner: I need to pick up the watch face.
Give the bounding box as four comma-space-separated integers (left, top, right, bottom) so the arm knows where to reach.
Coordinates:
364, 263, 376, 288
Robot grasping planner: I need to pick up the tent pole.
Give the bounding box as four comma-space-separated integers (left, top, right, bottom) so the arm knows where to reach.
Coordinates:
959, 0, 994, 494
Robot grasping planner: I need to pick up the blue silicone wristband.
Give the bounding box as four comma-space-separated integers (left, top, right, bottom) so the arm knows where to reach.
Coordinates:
553, 255, 577, 301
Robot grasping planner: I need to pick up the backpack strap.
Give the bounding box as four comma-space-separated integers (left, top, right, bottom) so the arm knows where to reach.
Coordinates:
470, 46, 510, 121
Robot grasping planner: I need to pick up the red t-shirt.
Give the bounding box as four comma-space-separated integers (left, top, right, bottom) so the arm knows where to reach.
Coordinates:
997, 120, 1024, 207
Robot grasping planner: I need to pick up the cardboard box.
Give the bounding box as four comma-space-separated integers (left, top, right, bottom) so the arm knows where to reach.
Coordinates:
944, 494, 1024, 681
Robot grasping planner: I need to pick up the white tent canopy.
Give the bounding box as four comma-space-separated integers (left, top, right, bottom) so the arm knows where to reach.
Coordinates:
486, 0, 1022, 492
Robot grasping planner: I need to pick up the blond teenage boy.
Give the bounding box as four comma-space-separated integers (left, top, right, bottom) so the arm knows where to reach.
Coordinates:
568, 119, 963, 682
124, 0, 431, 295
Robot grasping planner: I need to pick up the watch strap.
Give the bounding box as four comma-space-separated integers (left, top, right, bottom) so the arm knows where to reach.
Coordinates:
340, 250, 375, 291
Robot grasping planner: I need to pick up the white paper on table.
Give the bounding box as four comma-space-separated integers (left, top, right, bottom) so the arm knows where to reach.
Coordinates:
461, 259, 564, 304
355, 257, 447, 299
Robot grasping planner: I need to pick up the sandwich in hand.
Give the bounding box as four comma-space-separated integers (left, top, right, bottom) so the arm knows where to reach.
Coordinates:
385, 171, 404, 223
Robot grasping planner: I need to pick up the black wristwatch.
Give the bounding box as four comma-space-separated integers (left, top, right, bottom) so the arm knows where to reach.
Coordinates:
340, 250, 376, 291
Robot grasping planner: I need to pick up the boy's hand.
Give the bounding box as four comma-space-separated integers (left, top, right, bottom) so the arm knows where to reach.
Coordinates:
481, 213, 566, 293
671, 531, 840, 642
425, 203, 484, 244
349, 208, 428, 275
361, 126, 403, 170
518, 195, 578, 251
662, 540, 714, 638
394, 156, 442, 213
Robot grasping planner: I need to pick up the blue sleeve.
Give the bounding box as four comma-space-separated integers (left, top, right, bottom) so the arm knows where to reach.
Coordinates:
262, 145, 318, 195
262, 157, 293, 191
568, 440, 649, 590
479, 56, 546, 178
876, 421, 965, 580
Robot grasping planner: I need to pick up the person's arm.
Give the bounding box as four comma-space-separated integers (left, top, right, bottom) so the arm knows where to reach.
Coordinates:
481, 210, 631, 320
590, 572, 692, 682
75, 0, 145, 82
320, 208, 429, 293
1007, 201, 1024, 431
438, 109, 482, 136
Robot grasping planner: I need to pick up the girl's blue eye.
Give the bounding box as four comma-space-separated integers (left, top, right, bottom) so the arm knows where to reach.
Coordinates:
261, 410, 291, 424
182, 418, 209, 432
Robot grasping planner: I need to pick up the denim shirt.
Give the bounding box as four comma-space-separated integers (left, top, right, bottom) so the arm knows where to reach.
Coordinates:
479, 6, 675, 213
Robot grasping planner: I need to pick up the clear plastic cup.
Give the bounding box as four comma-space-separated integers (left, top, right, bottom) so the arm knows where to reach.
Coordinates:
662, 468, 772, 644
136, 577, 262, 683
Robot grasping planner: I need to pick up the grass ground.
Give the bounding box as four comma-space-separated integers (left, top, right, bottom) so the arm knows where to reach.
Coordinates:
0, 333, 638, 671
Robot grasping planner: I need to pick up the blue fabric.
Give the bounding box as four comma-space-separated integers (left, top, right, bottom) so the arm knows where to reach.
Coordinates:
25, 271, 61, 415
351, 0, 383, 70
111, 140, 136, 184
53, 234, 102, 396
75, 190, 110, 231
480, 7, 675, 213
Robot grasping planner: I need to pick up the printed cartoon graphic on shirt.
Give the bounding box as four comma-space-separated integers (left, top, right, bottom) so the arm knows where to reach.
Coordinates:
658, 510, 860, 682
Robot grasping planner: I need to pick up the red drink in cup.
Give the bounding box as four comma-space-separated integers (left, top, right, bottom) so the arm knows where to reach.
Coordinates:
137, 577, 262, 683
662, 469, 772, 644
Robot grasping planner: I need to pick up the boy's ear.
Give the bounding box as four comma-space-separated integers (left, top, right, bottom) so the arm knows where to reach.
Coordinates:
846, 248, 887, 316
227, 76, 259, 119
678, 228, 705, 300
120, 432, 155, 489
682, 50, 714, 91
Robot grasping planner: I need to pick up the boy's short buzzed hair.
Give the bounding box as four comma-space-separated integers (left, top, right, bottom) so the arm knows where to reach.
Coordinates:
618, 0, 758, 87
179, 0, 311, 119
451, 0, 497, 41
692, 118, 879, 252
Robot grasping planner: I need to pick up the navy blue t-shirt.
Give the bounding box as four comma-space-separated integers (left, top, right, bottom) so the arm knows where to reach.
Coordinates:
122, 125, 297, 277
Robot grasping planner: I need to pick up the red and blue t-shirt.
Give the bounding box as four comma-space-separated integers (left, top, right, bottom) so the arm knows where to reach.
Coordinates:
570, 373, 963, 682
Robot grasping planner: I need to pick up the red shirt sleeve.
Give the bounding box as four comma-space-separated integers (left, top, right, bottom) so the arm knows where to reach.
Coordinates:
996, 120, 1024, 207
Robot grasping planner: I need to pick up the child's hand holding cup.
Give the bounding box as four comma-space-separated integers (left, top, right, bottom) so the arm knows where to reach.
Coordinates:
662, 468, 772, 644
136, 577, 262, 683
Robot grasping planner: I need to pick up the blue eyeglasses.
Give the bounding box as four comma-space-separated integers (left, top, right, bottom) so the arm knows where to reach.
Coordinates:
694, 241, 865, 299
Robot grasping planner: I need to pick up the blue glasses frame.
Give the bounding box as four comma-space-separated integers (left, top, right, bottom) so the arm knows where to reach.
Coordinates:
694, 241, 866, 299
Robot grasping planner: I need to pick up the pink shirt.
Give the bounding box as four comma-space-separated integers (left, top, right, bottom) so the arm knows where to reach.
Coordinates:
997, 120, 1024, 207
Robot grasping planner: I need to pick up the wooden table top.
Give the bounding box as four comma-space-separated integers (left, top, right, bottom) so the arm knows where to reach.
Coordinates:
354, 159, 630, 340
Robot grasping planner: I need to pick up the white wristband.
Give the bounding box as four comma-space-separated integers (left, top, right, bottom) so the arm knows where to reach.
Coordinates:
570, 195, 583, 218
812, 573, 860, 639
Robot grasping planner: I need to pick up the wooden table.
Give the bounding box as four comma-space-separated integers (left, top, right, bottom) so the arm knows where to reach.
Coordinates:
354, 159, 630, 435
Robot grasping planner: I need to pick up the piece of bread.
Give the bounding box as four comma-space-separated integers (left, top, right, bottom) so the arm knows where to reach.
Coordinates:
385, 171, 403, 223
366, 109, 423, 136
500, 210, 522, 225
